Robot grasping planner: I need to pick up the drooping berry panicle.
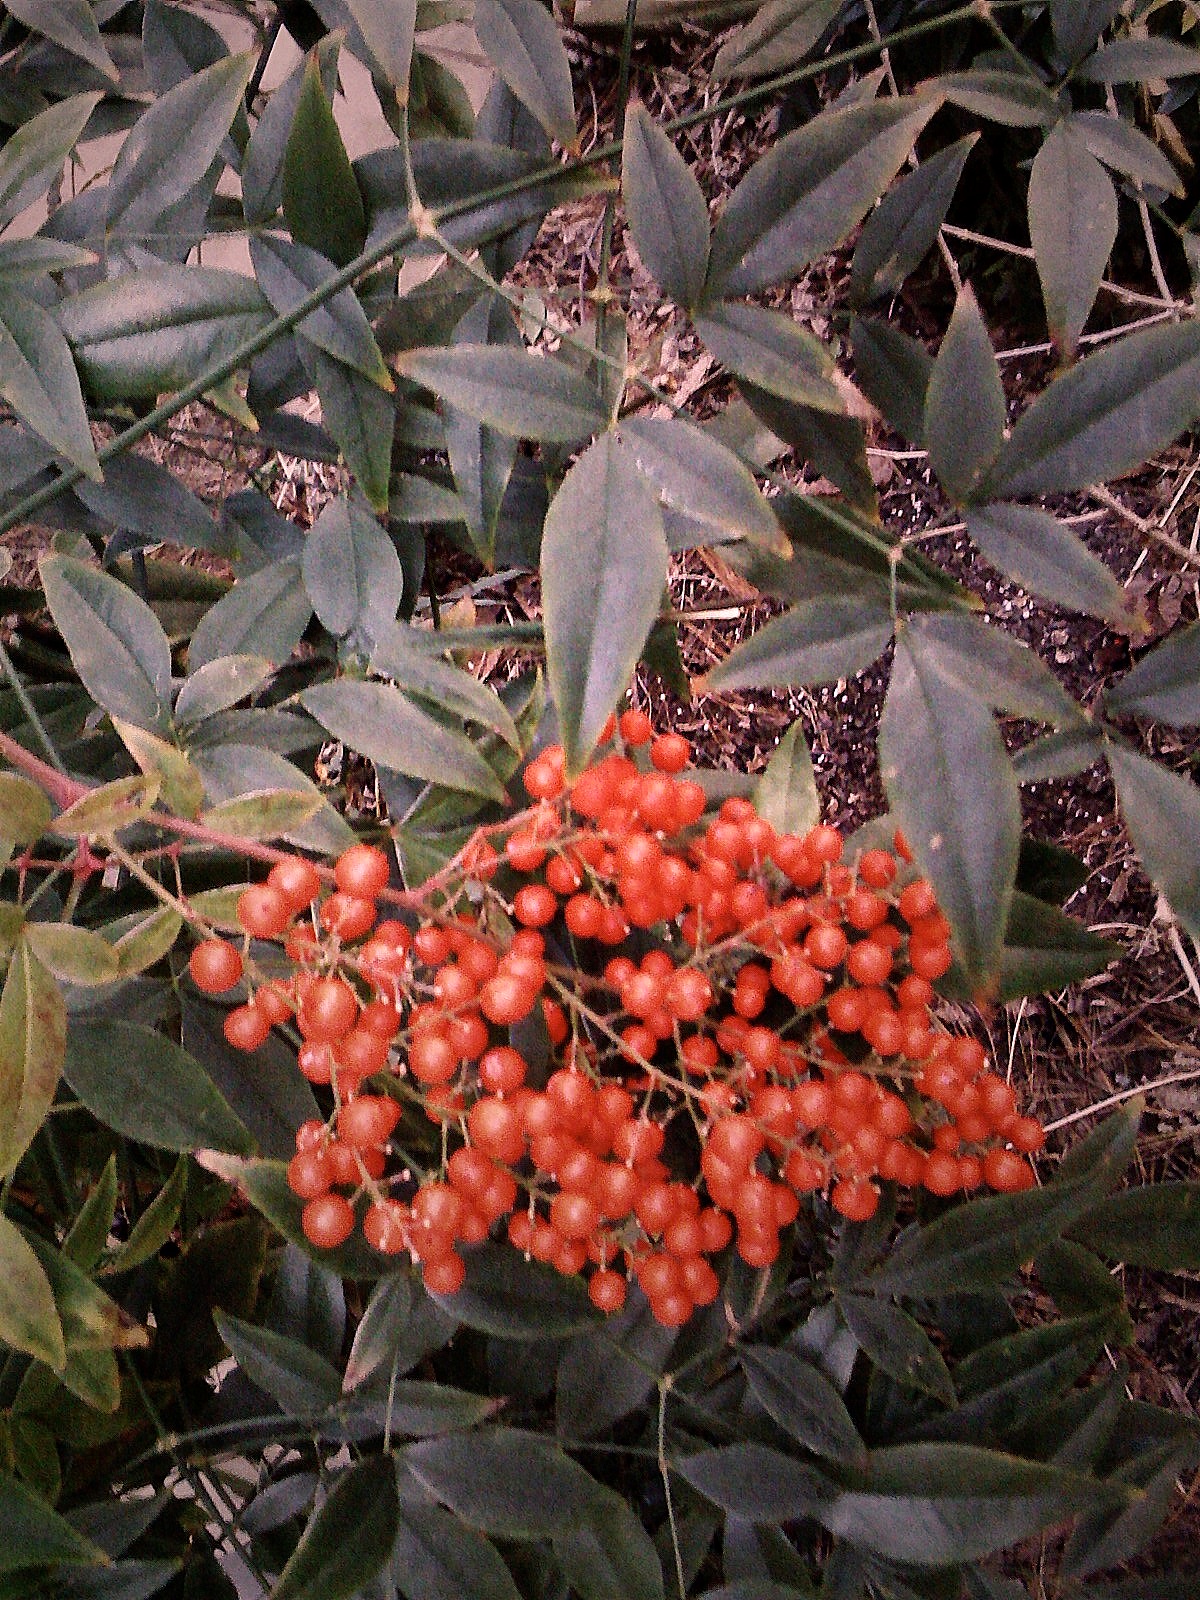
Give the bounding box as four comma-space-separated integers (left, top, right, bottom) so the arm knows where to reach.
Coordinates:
189, 712, 1044, 1326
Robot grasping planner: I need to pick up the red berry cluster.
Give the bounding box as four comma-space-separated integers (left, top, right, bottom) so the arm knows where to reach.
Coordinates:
188, 711, 1044, 1326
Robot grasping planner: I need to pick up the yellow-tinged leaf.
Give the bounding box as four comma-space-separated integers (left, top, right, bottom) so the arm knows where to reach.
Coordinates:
24, 922, 120, 987
106, 906, 183, 976
54, 774, 161, 836
0, 1212, 65, 1370
0, 772, 51, 844
0, 944, 66, 1178
199, 789, 323, 840
113, 719, 205, 819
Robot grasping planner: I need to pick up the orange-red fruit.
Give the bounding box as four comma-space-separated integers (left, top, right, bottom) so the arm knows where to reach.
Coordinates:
302, 1193, 355, 1249
650, 733, 690, 774
298, 977, 359, 1042
189, 939, 243, 994
335, 842, 391, 899
223, 1003, 272, 1052
589, 1268, 628, 1312
237, 884, 291, 939
267, 857, 322, 911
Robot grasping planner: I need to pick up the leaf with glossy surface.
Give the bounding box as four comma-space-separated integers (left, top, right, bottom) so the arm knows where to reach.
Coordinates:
881, 626, 1020, 993
693, 302, 843, 410
406, 1428, 603, 1536
188, 559, 311, 671
0, 92, 102, 228
738, 383, 877, 511
1029, 123, 1117, 358
707, 595, 892, 691
65, 1021, 253, 1155
752, 720, 819, 836
302, 678, 504, 798
282, 54, 366, 267
543, 433, 668, 773
984, 319, 1200, 498
0, 943, 65, 1180
740, 1346, 866, 1463
1072, 1182, 1200, 1272
622, 103, 708, 309
1107, 744, 1200, 944
839, 1294, 955, 1405
714, 0, 841, 81
5, 0, 116, 80
474, 0, 575, 149
40, 555, 171, 732
966, 502, 1135, 628
617, 415, 784, 552
925, 285, 1005, 504
705, 98, 935, 299
0, 1211, 65, 1369
273, 1455, 399, 1600
1107, 622, 1200, 724
251, 235, 391, 388
0, 293, 100, 481
214, 1311, 341, 1414
851, 135, 978, 305
302, 496, 404, 646
397, 345, 607, 440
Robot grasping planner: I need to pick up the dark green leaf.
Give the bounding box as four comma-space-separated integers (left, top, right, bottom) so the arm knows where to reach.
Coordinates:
707, 596, 892, 691
64, 1155, 118, 1271
405, 1428, 604, 1535
1029, 124, 1117, 357
1077, 38, 1200, 82
273, 1456, 399, 1600
397, 345, 608, 440
0, 1211, 65, 1370
40, 555, 171, 732
740, 1345, 866, 1463
389, 1493, 523, 1600
104, 1157, 188, 1276
443, 293, 519, 564
1107, 621, 1200, 724
1013, 726, 1105, 783
555, 1496, 665, 1600
301, 678, 505, 799
250, 234, 392, 387
851, 135, 978, 305
693, 302, 843, 410
371, 624, 521, 749
937, 70, 1059, 128
65, 1021, 253, 1155
302, 496, 404, 646
880, 627, 1020, 993
714, 0, 842, 81
849, 316, 932, 447
966, 502, 1135, 627
676, 1444, 834, 1522
616, 415, 785, 551
1071, 1182, 1200, 1271
984, 319, 1200, 498
1107, 743, 1200, 943
242, 33, 341, 224
60, 267, 272, 403
0, 293, 100, 480
474, 0, 576, 148
189, 558, 312, 671
925, 285, 1005, 504
900, 613, 1086, 728
988, 891, 1118, 1000
543, 432, 668, 773
752, 719, 820, 836
622, 103, 709, 309
434, 1242, 601, 1338
0, 1472, 104, 1573
706, 98, 936, 298
0, 936, 65, 1180
282, 53, 366, 267
1061, 1440, 1196, 1580
738, 383, 877, 510
76, 453, 218, 554
5, 0, 116, 81
0, 92, 102, 228
300, 338, 395, 512
214, 1311, 341, 1414
556, 1289, 675, 1438
0, 238, 97, 282
175, 654, 273, 728
343, 0, 417, 91
839, 1295, 955, 1406
1068, 111, 1183, 197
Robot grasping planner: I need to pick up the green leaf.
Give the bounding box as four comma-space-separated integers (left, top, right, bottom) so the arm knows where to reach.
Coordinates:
390, 472, 465, 524
1071, 1182, 1200, 1272
0, 1212, 65, 1370
555, 1495, 665, 1600
0, 293, 101, 481
821, 1444, 1116, 1565
105, 53, 254, 236
0, 944, 65, 1180
542, 432, 669, 774
937, 70, 1060, 128
64, 1155, 118, 1271
676, 1444, 833, 1522
0, 1471, 105, 1572
966, 502, 1136, 628
434, 1242, 600, 1338
273, 1455, 399, 1600
1107, 743, 1200, 943
1068, 111, 1183, 196
984, 319, 1200, 499
925, 285, 1005, 504
738, 383, 877, 510
1106, 621, 1200, 724
243, 32, 341, 224
76, 454, 219, 555
706, 595, 892, 691
40, 555, 171, 733
942, 1312, 1121, 1443
0, 774, 51, 845
250, 235, 392, 388
200, 789, 322, 840
556, 1289, 675, 1439
5, 0, 116, 81
343, 0, 417, 92
849, 315, 932, 447
112, 720, 205, 819
714, 0, 842, 81
405, 1428, 604, 1536
851, 135, 978, 305
190, 741, 352, 855
214, 1311, 341, 1414
740, 1345, 866, 1464
622, 103, 709, 309
390, 1494, 523, 1600
0, 92, 102, 229
474, 0, 576, 149
443, 293, 519, 564
24, 1232, 147, 1352
0, 238, 97, 282
898, 613, 1087, 729
838, 1295, 956, 1406
1029, 123, 1117, 358
693, 302, 843, 411
24, 923, 119, 988
302, 496, 404, 646
752, 719, 819, 836
52, 776, 161, 838
175, 655, 273, 728
282, 53, 367, 267
300, 339, 395, 513
992, 892, 1118, 1001
189, 558, 311, 671
301, 678, 505, 799
1062, 1439, 1196, 1581
1077, 38, 1200, 82
64, 1021, 253, 1155
60, 267, 272, 403
881, 626, 1020, 994
371, 625, 520, 748
705, 98, 936, 299
103, 1157, 187, 1275
616, 415, 784, 552
397, 345, 607, 440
